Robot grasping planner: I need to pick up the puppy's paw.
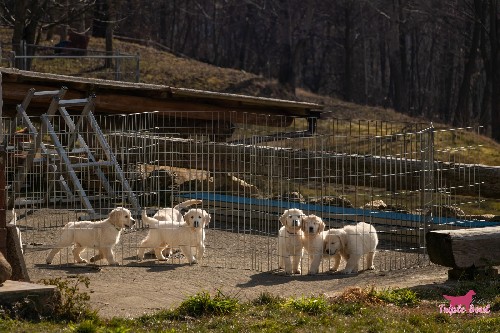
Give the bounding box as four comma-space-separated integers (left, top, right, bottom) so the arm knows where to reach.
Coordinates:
89, 256, 100, 263
108, 262, 120, 266
340, 269, 356, 275
76, 259, 88, 264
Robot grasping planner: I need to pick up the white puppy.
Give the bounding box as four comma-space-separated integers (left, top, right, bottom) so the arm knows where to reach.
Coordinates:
278, 208, 305, 275
147, 199, 202, 256
301, 214, 326, 275
323, 222, 378, 274
138, 208, 211, 264
153, 199, 203, 224
46, 207, 135, 265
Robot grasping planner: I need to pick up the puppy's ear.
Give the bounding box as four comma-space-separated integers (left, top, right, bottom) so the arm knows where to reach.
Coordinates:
184, 213, 193, 226
108, 208, 121, 227
318, 219, 325, 233
300, 220, 307, 232
338, 230, 348, 252
323, 233, 331, 251
204, 212, 211, 226
279, 210, 289, 226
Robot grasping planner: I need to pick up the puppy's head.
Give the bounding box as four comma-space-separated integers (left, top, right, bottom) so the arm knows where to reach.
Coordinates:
184, 208, 211, 228
279, 208, 304, 232
108, 207, 135, 229
323, 229, 346, 255
301, 214, 325, 235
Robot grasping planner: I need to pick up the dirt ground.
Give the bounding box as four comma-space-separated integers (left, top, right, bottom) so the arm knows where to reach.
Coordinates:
26, 260, 453, 319
13, 208, 461, 319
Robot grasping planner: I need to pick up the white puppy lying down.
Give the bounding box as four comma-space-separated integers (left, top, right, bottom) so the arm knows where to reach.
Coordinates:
46, 207, 135, 265
301, 214, 326, 275
278, 208, 305, 275
138, 208, 211, 264
323, 222, 378, 274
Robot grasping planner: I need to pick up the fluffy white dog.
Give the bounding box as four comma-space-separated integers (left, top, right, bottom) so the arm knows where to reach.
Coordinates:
301, 214, 326, 275
46, 207, 135, 265
153, 199, 203, 224
323, 222, 378, 274
145, 199, 202, 256
138, 208, 211, 264
278, 208, 305, 275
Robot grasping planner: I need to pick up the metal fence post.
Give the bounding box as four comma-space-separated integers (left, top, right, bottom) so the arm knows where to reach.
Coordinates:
8, 51, 15, 68
115, 51, 121, 81
20, 40, 27, 70
135, 53, 140, 82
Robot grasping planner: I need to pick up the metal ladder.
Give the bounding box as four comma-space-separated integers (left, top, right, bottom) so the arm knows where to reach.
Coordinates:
7, 87, 141, 219
5, 87, 71, 208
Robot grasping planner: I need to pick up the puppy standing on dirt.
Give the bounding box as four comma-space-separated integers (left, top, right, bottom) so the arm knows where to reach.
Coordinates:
323, 222, 378, 274
138, 208, 211, 264
46, 207, 135, 265
278, 208, 305, 275
301, 214, 326, 275
148, 199, 202, 256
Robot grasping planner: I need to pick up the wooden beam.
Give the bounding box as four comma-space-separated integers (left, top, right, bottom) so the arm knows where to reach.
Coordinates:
0, 68, 323, 127
426, 227, 500, 269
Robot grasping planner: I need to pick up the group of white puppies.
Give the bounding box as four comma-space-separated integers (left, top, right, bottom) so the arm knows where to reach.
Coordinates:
45, 199, 211, 266
278, 208, 378, 275
43, 203, 375, 274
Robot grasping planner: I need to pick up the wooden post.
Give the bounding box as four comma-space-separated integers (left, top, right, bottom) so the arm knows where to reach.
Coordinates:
0, 71, 6, 257
0, 145, 6, 257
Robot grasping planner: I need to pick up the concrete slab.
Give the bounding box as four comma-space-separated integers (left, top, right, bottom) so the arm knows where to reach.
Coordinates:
0, 280, 56, 305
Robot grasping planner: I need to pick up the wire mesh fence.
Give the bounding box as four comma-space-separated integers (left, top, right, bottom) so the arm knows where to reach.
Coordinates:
2, 108, 498, 274
7, 42, 140, 82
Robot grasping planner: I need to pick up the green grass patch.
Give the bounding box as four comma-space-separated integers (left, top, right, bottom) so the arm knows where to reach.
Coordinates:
174, 290, 240, 318
283, 295, 329, 314
375, 288, 420, 307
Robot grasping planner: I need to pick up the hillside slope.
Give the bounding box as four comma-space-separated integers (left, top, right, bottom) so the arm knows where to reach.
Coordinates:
2, 28, 500, 165
111, 36, 417, 122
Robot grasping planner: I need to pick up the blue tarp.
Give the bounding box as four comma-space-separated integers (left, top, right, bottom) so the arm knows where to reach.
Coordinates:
177, 192, 500, 228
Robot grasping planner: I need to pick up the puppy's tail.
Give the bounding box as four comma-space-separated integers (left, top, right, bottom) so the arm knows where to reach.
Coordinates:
173, 199, 202, 211
142, 210, 160, 226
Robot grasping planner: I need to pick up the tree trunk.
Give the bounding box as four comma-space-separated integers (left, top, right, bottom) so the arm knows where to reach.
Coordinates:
387, 0, 409, 113
277, 0, 295, 94
490, 0, 500, 142
105, 0, 115, 69
452, 0, 483, 126
92, 0, 108, 38
343, 2, 354, 101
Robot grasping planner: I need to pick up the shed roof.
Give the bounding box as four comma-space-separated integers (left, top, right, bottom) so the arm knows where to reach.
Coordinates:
0, 68, 323, 126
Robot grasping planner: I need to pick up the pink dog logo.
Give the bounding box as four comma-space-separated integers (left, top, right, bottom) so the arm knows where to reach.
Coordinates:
443, 290, 475, 311
439, 290, 491, 315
